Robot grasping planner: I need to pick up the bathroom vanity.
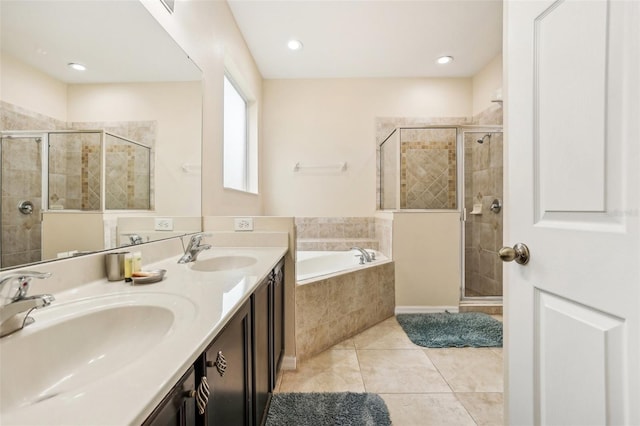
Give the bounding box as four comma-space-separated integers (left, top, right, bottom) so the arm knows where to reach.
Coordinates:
144, 258, 285, 426
0, 244, 287, 426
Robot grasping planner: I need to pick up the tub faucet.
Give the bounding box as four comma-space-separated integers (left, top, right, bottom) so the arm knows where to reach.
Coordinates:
351, 247, 373, 263
0, 270, 55, 338
178, 233, 212, 264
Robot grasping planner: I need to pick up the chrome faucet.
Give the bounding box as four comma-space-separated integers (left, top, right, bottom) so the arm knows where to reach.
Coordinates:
351, 247, 373, 263
128, 234, 144, 245
0, 270, 54, 337
178, 233, 212, 264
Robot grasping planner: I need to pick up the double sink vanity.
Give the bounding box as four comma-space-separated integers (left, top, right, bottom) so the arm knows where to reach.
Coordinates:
0, 237, 287, 426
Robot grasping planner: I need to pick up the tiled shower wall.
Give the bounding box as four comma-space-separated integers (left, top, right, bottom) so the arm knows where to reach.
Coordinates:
463, 132, 503, 297
400, 128, 457, 209
295, 216, 393, 258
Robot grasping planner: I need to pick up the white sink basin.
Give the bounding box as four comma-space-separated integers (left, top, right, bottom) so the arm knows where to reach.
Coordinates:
0, 293, 195, 413
190, 255, 258, 272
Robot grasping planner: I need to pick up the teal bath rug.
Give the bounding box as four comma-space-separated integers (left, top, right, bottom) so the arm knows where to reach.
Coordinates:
265, 392, 392, 426
396, 312, 503, 348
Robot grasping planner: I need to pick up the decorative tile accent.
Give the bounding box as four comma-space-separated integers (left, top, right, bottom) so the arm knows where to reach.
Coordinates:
400, 129, 457, 209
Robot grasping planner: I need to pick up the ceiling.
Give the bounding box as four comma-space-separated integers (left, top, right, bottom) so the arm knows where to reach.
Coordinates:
0, 1, 200, 84
228, 0, 503, 79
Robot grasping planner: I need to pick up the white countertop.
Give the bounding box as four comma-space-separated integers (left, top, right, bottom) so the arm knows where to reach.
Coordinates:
0, 246, 287, 425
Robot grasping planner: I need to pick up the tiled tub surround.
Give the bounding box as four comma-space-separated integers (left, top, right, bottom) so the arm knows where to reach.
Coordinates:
0, 236, 288, 425
295, 261, 395, 360
464, 132, 503, 297
295, 217, 392, 257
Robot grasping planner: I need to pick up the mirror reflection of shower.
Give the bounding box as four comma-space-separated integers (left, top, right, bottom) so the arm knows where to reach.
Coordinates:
0, 130, 151, 268
476, 134, 491, 144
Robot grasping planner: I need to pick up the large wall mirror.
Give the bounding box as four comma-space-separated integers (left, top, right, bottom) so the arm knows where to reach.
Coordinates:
0, 0, 202, 269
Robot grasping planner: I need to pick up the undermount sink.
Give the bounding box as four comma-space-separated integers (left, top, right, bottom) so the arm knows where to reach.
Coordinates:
190, 255, 258, 272
0, 293, 195, 413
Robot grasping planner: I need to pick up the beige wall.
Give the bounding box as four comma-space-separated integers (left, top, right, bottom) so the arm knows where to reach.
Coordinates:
42, 212, 105, 259
67, 82, 202, 217
393, 212, 461, 308
1, 52, 68, 121
472, 55, 503, 116
142, 0, 264, 216
261, 78, 473, 217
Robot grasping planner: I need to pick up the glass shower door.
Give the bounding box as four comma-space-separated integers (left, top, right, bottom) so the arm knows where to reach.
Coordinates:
462, 130, 503, 298
0, 135, 43, 268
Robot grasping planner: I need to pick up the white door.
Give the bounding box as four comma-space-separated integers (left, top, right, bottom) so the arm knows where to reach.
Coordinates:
504, 0, 639, 424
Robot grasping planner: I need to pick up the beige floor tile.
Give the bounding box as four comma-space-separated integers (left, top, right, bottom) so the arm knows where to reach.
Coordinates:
490, 314, 503, 322
380, 393, 476, 426
357, 349, 451, 393
330, 338, 355, 350
279, 349, 365, 392
457, 392, 504, 426
425, 348, 503, 392
352, 316, 418, 349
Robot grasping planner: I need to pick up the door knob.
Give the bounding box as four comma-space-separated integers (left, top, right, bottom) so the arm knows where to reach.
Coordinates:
499, 243, 530, 265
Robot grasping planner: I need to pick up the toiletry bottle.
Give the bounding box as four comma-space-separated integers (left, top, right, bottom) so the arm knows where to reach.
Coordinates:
133, 251, 142, 273
124, 253, 133, 282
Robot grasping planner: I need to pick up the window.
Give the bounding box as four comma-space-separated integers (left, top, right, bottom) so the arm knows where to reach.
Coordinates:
223, 74, 249, 191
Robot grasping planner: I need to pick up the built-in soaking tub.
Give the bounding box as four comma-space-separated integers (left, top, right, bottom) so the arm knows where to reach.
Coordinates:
295, 250, 395, 360
296, 250, 389, 284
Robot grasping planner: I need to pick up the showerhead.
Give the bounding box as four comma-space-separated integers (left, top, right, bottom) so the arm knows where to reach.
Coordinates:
477, 134, 491, 144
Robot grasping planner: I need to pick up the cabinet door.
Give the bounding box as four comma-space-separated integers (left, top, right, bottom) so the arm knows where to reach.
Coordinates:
143, 366, 197, 426
204, 301, 252, 426
271, 259, 285, 388
253, 277, 270, 425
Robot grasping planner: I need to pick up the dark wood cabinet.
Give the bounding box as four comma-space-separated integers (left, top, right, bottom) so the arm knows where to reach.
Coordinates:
252, 277, 270, 424
144, 257, 285, 426
143, 366, 197, 426
270, 259, 285, 389
201, 300, 253, 426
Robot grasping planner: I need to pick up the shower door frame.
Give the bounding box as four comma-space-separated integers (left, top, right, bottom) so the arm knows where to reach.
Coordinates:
458, 126, 504, 302
0, 131, 49, 268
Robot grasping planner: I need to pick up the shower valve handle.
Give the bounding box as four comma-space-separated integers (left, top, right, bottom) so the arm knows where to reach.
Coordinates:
499, 243, 530, 265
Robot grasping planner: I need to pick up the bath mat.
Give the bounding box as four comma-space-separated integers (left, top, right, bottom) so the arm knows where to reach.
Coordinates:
265, 392, 392, 426
396, 312, 502, 348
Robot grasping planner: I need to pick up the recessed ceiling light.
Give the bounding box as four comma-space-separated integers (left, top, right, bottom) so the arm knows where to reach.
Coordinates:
436, 56, 454, 65
287, 39, 303, 51
68, 62, 87, 71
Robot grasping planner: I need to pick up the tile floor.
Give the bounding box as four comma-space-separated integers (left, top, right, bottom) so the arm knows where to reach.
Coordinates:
275, 315, 503, 426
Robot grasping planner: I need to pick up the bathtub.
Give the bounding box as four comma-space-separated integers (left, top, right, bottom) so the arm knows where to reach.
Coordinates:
296, 250, 389, 283
294, 249, 395, 359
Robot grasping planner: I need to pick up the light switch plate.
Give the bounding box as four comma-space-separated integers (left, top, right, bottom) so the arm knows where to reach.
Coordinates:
234, 217, 254, 231
154, 218, 174, 231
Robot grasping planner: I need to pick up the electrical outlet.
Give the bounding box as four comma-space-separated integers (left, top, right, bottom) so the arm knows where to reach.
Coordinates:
154, 218, 174, 231
234, 217, 254, 231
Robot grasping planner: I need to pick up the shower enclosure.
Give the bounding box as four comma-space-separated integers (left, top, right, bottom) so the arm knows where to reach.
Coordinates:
0, 130, 151, 268
379, 126, 503, 299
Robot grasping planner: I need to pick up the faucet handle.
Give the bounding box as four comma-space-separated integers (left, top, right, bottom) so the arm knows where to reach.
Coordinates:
0, 271, 52, 302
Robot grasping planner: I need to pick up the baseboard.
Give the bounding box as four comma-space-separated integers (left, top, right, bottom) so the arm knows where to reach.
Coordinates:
394, 305, 459, 314
281, 355, 297, 370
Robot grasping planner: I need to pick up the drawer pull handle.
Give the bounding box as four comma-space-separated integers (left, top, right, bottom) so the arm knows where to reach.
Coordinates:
196, 376, 210, 415
214, 351, 227, 377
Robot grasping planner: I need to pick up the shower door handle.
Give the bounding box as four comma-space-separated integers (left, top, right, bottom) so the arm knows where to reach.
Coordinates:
499, 243, 530, 265
18, 200, 34, 215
